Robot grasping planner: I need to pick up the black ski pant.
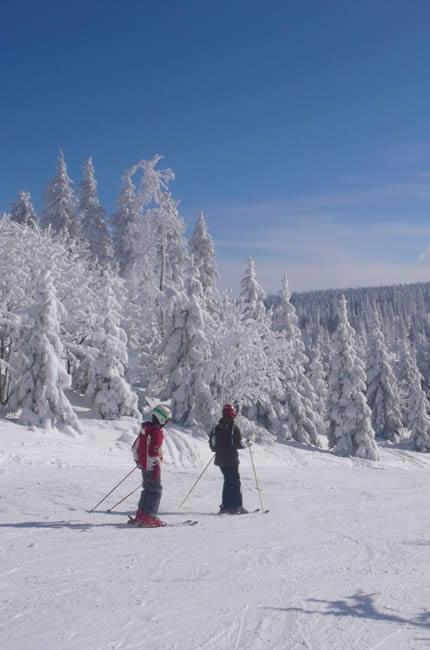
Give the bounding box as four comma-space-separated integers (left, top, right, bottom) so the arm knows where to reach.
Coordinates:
220, 465, 243, 509
138, 470, 162, 516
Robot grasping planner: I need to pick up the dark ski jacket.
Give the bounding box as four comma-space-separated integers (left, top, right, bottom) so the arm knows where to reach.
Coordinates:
209, 416, 244, 467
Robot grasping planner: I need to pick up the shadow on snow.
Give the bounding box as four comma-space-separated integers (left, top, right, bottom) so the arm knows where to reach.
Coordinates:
0, 520, 136, 531
262, 591, 430, 630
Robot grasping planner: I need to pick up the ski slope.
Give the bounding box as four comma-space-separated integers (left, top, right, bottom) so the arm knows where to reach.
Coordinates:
2, 407, 430, 649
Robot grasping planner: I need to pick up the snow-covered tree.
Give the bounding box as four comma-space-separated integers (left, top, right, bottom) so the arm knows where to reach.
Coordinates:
189, 212, 219, 309
239, 257, 266, 321
112, 171, 139, 274
154, 191, 187, 289
327, 295, 379, 460
415, 332, 430, 396
85, 272, 138, 419
10, 191, 37, 228
79, 158, 113, 263
409, 362, 430, 452
205, 291, 279, 442
159, 263, 214, 428
0, 219, 56, 407
42, 150, 80, 241
397, 339, 426, 432
272, 273, 323, 446
131, 155, 187, 291
366, 309, 403, 441
308, 337, 328, 430
122, 260, 161, 388
8, 271, 80, 431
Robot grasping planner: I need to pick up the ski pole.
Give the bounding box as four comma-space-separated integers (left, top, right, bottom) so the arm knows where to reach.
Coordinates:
178, 455, 215, 509
248, 444, 267, 513
88, 466, 137, 513
107, 484, 141, 512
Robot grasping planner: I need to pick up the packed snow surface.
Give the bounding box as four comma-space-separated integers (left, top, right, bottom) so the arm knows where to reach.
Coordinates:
2, 408, 430, 649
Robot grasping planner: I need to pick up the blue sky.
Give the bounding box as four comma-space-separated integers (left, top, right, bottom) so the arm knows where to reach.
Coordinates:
1, 0, 430, 292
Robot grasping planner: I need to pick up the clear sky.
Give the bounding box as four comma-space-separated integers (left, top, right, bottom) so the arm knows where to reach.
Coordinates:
1, 0, 430, 292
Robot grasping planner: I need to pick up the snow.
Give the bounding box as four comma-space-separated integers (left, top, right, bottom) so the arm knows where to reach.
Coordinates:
2, 405, 430, 649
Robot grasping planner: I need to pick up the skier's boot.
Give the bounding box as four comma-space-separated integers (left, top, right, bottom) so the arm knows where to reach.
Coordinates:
128, 510, 147, 525
140, 515, 167, 527
218, 505, 229, 514
231, 506, 248, 515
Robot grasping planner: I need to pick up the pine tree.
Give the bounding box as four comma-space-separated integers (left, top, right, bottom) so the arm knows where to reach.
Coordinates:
366, 309, 403, 441
112, 171, 139, 273
122, 260, 161, 388
79, 158, 113, 263
206, 290, 279, 442
155, 191, 187, 290
272, 273, 323, 446
42, 150, 80, 241
239, 257, 266, 321
308, 337, 328, 430
10, 191, 38, 228
397, 339, 426, 431
409, 359, 430, 452
9, 271, 80, 431
159, 262, 214, 428
327, 295, 378, 460
189, 212, 219, 308
86, 272, 139, 419
132, 155, 187, 291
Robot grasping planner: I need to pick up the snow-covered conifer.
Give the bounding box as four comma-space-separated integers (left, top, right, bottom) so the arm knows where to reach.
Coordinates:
85, 272, 138, 419
189, 212, 219, 309
308, 338, 328, 429
79, 158, 113, 263
9, 271, 80, 431
366, 309, 403, 441
239, 257, 266, 321
112, 172, 139, 273
206, 290, 279, 442
415, 332, 430, 396
10, 191, 37, 228
408, 357, 430, 452
327, 295, 378, 460
122, 261, 161, 388
42, 150, 80, 241
272, 273, 323, 446
132, 155, 187, 291
159, 261, 215, 428
397, 339, 424, 428
155, 191, 187, 289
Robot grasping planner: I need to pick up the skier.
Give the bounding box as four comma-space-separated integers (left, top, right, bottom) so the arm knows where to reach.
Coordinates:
209, 404, 250, 514
129, 404, 172, 527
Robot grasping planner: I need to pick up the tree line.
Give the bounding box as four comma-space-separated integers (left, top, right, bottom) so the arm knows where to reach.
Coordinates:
2, 151, 430, 459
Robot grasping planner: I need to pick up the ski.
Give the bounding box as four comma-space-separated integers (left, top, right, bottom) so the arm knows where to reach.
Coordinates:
217, 508, 268, 515
127, 517, 198, 528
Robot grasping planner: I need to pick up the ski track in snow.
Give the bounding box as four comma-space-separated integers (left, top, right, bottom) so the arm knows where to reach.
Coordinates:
2, 416, 430, 649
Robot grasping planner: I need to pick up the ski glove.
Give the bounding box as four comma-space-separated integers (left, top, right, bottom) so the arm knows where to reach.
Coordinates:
244, 439, 253, 447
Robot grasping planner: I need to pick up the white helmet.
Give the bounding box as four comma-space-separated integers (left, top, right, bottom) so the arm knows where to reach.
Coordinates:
152, 404, 172, 426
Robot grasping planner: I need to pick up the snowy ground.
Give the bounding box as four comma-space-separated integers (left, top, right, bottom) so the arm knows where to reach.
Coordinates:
2, 404, 430, 649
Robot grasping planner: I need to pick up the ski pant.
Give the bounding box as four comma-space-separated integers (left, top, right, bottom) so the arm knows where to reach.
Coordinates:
138, 470, 162, 515
220, 465, 243, 509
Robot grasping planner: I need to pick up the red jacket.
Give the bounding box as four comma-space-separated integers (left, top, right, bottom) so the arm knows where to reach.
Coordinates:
132, 422, 164, 479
